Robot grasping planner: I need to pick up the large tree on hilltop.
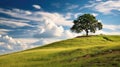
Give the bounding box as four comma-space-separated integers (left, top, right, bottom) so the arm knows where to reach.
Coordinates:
71, 14, 103, 36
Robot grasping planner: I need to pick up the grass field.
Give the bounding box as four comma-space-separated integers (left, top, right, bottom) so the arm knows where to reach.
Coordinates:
0, 35, 120, 67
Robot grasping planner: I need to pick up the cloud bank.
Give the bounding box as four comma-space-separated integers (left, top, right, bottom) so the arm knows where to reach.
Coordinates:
0, 8, 77, 54
0, 35, 28, 54
83, 0, 120, 14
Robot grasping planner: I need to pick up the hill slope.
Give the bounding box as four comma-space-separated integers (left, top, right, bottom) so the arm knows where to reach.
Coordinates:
0, 35, 120, 67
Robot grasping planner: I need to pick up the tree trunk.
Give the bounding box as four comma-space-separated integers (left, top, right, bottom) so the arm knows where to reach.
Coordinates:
85, 30, 89, 36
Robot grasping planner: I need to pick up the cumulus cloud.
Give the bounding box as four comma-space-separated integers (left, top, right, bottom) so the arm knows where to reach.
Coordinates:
83, 0, 120, 14
34, 19, 64, 38
61, 30, 78, 39
33, 12, 73, 26
0, 35, 28, 54
33, 5, 41, 9
0, 8, 76, 40
0, 9, 77, 38
0, 35, 50, 55
0, 8, 75, 38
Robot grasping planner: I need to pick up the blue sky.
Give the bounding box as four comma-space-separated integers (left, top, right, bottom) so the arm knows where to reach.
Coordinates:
0, 0, 120, 54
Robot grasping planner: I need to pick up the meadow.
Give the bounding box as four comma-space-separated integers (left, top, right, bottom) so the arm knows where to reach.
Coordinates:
0, 35, 120, 67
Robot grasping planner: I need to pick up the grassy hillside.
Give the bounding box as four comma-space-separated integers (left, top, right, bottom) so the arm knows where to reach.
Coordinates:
0, 35, 120, 67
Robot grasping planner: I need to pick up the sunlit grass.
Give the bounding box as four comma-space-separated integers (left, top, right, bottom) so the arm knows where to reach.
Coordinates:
0, 35, 120, 67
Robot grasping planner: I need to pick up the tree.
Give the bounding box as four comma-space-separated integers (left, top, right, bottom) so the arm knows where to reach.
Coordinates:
71, 14, 103, 36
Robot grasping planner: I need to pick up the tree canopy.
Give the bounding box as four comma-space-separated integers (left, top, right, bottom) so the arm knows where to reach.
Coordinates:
71, 14, 103, 36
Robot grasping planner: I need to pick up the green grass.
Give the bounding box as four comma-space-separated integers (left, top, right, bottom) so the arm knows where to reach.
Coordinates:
0, 35, 120, 67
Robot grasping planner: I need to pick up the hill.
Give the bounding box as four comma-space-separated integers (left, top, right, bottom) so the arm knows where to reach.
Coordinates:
0, 35, 120, 67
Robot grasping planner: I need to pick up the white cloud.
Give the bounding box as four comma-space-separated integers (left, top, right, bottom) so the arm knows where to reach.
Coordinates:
25, 11, 32, 15
31, 39, 48, 46
12, 8, 32, 15
91, 13, 98, 16
34, 12, 73, 26
98, 20, 102, 22
74, 13, 83, 18
15, 38, 39, 45
33, 5, 41, 9
0, 35, 28, 54
95, 30, 120, 35
61, 30, 78, 39
65, 13, 73, 19
0, 17, 29, 22
0, 8, 35, 21
96, 0, 102, 2
72, 12, 98, 19
33, 19, 64, 38
0, 8, 73, 26
0, 29, 11, 35
0, 8, 76, 38
0, 18, 31, 28
83, 0, 120, 14
0, 8, 76, 40
64, 12, 84, 19
103, 24, 120, 30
